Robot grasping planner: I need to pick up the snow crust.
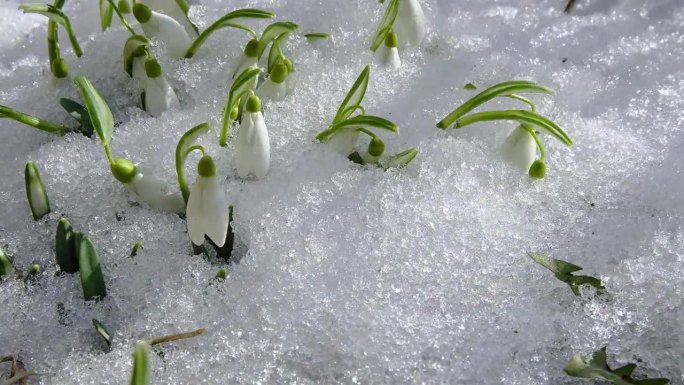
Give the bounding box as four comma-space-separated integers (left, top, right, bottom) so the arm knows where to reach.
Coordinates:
1, 0, 683, 383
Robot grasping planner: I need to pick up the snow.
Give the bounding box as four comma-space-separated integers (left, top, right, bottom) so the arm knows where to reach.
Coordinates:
1, 0, 683, 383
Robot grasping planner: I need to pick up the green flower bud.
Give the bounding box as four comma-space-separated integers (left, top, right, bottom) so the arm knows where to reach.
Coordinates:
283, 58, 294, 73
0, 247, 13, 278
52, 58, 68, 78
230, 106, 239, 121
118, 0, 131, 14
246, 95, 262, 113
269, 63, 289, 84
384, 31, 398, 48
111, 158, 138, 184
368, 137, 385, 157
25, 161, 50, 220
528, 160, 547, 179
132, 3, 152, 23
197, 155, 217, 178
145, 58, 162, 78
244, 39, 259, 58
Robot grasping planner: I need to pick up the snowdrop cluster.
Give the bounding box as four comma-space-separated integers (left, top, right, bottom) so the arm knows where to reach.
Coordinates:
371, 0, 427, 69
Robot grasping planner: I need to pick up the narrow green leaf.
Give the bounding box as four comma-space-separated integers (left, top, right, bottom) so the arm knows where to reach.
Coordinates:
383, 147, 419, 169
99, 0, 114, 31
256, 21, 299, 59
370, 0, 399, 52
25, 161, 50, 221
0, 247, 13, 278
19, 3, 82, 57
55, 217, 79, 273
123, 35, 149, 77
184, 8, 274, 58
74, 76, 114, 146
59, 98, 94, 137
78, 236, 107, 301
565, 347, 670, 385
304, 32, 331, 42
130, 241, 143, 257
0, 105, 68, 135
92, 318, 112, 348
176, 122, 211, 203
317, 115, 398, 143
437, 80, 555, 129
454, 110, 573, 146
220, 67, 261, 146
334, 65, 371, 124
528, 252, 604, 296
129, 342, 149, 385
464, 83, 477, 90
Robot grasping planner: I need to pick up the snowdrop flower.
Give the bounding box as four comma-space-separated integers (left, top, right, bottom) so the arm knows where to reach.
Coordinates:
231, 39, 259, 79
111, 158, 185, 213
257, 62, 288, 101
186, 155, 230, 246
133, 3, 192, 58
394, 0, 426, 47
143, 58, 180, 117
327, 129, 360, 156
501, 125, 546, 178
236, 95, 270, 178
379, 31, 401, 69
24, 161, 50, 220
139, 0, 198, 39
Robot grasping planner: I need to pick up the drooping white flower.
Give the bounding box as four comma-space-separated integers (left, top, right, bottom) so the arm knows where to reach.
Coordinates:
110, 159, 185, 213
131, 56, 147, 83
379, 31, 401, 69
327, 129, 360, 156
143, 58, 180, 117
236, 95, 270, 178
139, 0, 198, 39
186, 155, 230, 246
231, 39, 259, 79
257, 62, 289, 101
501, 125, 536, 172
394, 0, 427, 47
24, 161, 50, 220
133, 3, 192, 58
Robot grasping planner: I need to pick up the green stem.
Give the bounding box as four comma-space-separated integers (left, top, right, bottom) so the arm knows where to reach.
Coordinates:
0, 105, 67, 135
106, 0, 137, 35
505, 94, 536, 113
175, 144, 205, 201
454, 110, 573, 146
185, 22, 258, 58
356, 127, 378, 140
220, 89, 254, 146
521, 124, 545, 161
103, 144, 115, 165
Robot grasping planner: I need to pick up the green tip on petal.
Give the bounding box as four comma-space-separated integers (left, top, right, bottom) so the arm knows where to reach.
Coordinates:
270, 63, 289, 84
244, 39, 259, 58
384, 31, 398, 48
132, 3, 152, 23
283, 58, 294, 73
111, 158, 138, 184
145, 58, 162, 78
529, 160, 547, 179
368, 137, 385, 157
246, 95, 262, 113
118, 0, 131, 14
52, 58, 69, 78
197, 155, 217, 178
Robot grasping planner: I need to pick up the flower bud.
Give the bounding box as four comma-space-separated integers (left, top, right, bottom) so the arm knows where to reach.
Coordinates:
246, 95, 262, 113
145, 58, 162, 78
25, 161, 50, 220
111, 158, 138, 184
244, 39, 259, 58
528, 160, 547, 179
384, 31, 399, 48
230, 106, 239, 121
197, 155, 217, 178
269, 63, 289, 84
133, 3, 152, 23
283, 58, 294, 73
368, 137, 385, 157
52, 58, 68, 78
118, 0, 131, 14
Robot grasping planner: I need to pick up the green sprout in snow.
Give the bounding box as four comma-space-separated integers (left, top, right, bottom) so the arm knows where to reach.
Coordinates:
437, 80, 573, 179
565, 347, 670, 385
24, 161, 51, 220
0, 246, 13, 279
528, 252, 604, 296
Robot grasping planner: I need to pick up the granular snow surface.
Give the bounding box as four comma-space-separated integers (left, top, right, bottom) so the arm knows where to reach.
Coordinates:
1, 0, 683, 384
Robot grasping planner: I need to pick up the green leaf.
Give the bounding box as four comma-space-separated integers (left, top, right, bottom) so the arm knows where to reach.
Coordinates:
565, 347, 670, 385
528, 252, 604, 296
92, 318, 112, 348
123, 35, 149, 77
304, 32, 331, 42
334, 65, 371, 124
464, 83, 477, 90
25, 161, 51, 221
78, 235, 107, 301
370, 0, 399, 52
436, 80, 555, 129
317, 115, 398, 143
454, 110, 573, 147
59, 98, 94, 137
99, 0, 114, 32
129, 342, 149, 385
184, 8, 274, 58
0, 104, 68, 135
220, 67, 261, 146
383, 147, 419, 169
55, 217, 79, 273
74, 76, 115, 146
257, 21, 299, 59
176, 122, 211, 203
19, 3, 82, 57
130, 241, 143, 257
0, 247, 13, 278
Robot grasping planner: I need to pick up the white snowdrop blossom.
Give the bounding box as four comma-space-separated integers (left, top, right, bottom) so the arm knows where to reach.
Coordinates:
236, 95, 270, 178
139, 0, 198, 39
257, 62, 289, 101
111, 159, 185, 213
379, 31, 401, 69
186, 155, 230, 246
501, 125, 536, 172
327, 129, 360, 156
394, 0, 426, 47
143, 59, 180, 117
232, 39, 259, 79
133, 4, 192, 58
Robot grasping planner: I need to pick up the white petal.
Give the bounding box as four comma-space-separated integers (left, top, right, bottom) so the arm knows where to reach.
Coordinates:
126, 170, 185, 213
131, 56, 147, 83
501, 126, 537, 172
394, 0, 427, 47
140, 0, 198, 38
257, 78, 287, 101
199, 177, 230, 247
327, 130, 360, 156
144, 76, 180, 117
141, 11, 192, 58
235, 112, 270, 178
231, 54, 258, 79
186, 177, 208, 245
380, 46, 402, 69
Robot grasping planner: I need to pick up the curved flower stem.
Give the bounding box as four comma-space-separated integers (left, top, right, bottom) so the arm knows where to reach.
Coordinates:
219, 89, 254, 146
105, 0, 137, 35
357, 127, 379, 140
505, 94, 537, 113
454, 110, 572, 146
185, 145, 206, 155
0, 105, 68, 135
103, 144, 115, 165
340, 105, 366, 119
521, 124, 545, 161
